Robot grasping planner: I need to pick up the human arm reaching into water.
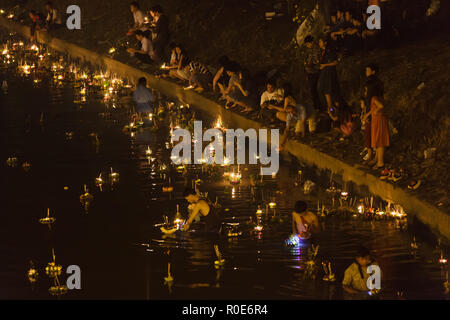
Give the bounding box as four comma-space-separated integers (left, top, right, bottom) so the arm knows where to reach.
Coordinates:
182, 200, 209, 231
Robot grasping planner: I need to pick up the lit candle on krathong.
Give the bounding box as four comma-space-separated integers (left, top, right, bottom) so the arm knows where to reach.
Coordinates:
146, 146, 152, 156
80, 185, 94, 212
30, 44, 39, 52
7, 13, 14, 19
108, 47, 116, 54
439, 251, 447, 265
110, 167, 119, 182
173, 205, 184, 229
164, 262, 174, 282
254, 206, 264, 231
27, 261, 39, 284
230, 171, 241, 184
269, 202, 277, 209
95, 173, 103, 191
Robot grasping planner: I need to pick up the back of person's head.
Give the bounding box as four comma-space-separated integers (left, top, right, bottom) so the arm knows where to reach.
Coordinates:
356, 246, 371, 259
227, 61, 240, 73
29, 10, 37, 16
283, 83, 293, 97
294, 201, 307, 214
138, 77, 147, 86
45, 1, 54, 8
367, 63, 379, 74
365, 79, 383, 101
150, 4, 163, 14
183, 187, 196, 198
135, 30, 145, 37
304, 35, 314, 44
130, 1, 139, 9
218, 55, 231, 68
169, 42, 178, 50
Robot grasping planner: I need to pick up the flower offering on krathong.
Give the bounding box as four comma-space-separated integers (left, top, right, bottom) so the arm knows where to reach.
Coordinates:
27, 261, 39, 284
45, 250, 62, 279
6, 156, 18, 167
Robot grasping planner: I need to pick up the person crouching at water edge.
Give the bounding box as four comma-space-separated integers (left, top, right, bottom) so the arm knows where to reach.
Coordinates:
182, 188, 225, 266
343, 246, 381, 299
133, 77, 155, 124
291, 200, 319, 240
182, 188, 222, 234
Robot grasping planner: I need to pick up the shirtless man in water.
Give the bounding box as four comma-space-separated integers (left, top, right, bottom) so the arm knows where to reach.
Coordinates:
292, 200, 320, 239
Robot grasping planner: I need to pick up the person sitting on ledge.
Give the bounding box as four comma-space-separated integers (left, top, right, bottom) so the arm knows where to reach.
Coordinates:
165, 43, 190, 78
127, 30, 154, 65
213, 55, 233, 96
291, 200, 319, 240
127, 1, 147, 36
43, 1, 62, 31
29, 10, 46, 42
187, 60, 212, 93
259, 80, 284, 126
220, 62, 253, 114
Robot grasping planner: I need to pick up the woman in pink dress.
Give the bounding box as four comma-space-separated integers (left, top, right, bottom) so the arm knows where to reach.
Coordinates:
363, 80, 389, 169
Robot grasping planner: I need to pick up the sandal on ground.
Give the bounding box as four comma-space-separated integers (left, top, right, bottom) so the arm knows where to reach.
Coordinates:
373, 164, 385, 170
379, 168, 391, 180
408, 180, 422, 190
389, 169, 403, 182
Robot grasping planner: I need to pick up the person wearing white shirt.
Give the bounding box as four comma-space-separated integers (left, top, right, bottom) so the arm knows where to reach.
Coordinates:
127, 30, 154, 64
259, 80, 284, 125
44, 1, 62, 30
128, 1, 148, 35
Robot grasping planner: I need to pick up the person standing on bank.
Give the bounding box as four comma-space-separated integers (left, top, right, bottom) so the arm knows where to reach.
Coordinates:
303, 35, 322, 112
148, 5, 169, 63
361, 63, 384, 164
363, 79, 389, 170
43, 2, 62, 30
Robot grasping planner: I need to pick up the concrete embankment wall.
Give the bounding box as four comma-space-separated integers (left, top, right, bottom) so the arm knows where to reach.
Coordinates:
1, 17, 448, 241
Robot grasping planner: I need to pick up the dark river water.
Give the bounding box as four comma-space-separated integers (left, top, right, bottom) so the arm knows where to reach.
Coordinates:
0, 32, 448, 300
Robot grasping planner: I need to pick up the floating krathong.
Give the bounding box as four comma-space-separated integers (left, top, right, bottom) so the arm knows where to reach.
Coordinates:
45, 249, 62, 279
39, 208, 56, 225
80, 185, 94, 211
109, 167, 119, 182
27, 261, 39, 284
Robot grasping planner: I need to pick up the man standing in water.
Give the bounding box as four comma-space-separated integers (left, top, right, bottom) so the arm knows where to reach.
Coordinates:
182, 188, 225, 266
133, 77, 154, 124
292, 200, 320, 239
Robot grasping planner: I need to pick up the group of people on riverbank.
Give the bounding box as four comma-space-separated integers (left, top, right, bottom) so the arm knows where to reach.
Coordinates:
121, 1, 397, 167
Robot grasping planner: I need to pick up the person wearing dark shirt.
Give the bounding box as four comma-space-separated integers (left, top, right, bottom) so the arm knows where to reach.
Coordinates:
303, 35, 322, 112
317, 37, 341, 113
149, 5, 169, 63
29, 10, 45, 42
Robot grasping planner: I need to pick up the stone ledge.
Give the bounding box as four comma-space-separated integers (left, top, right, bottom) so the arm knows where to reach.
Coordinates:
1, 16, 448, 241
